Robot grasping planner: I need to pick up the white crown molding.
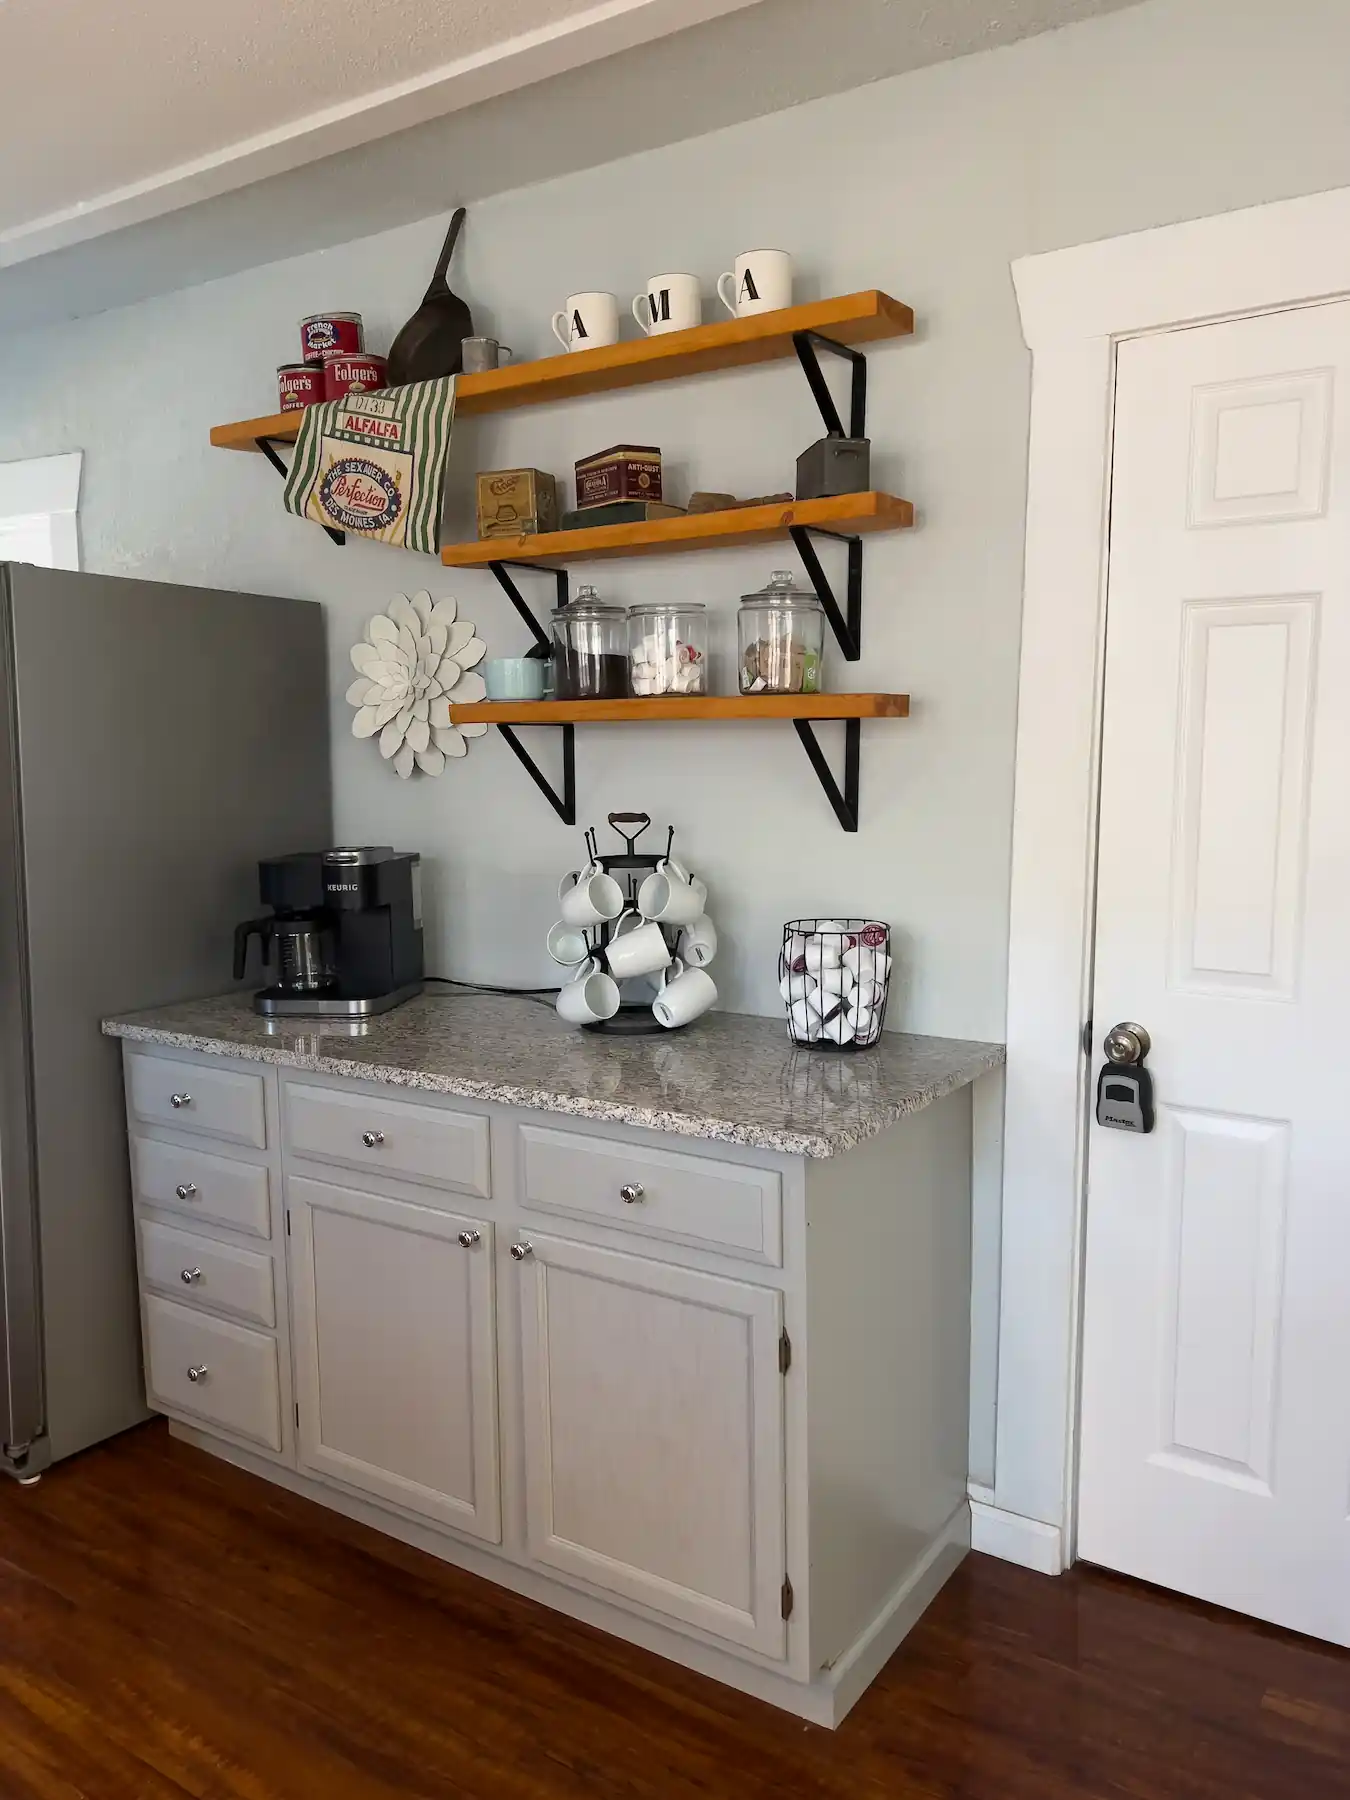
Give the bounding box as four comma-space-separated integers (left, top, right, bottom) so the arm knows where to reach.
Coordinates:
0, 0, 764, 271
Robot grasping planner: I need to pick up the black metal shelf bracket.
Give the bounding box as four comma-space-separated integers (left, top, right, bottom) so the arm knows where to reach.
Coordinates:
789, 524, 862, 661
496, 722, 576, 825
792, 330, 867, 439
489, 561, 569, 654
255, 438, 345, 546
793, 718, 861, 833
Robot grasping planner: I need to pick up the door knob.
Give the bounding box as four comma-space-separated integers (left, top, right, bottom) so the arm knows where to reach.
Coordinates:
186, 1364, 208, 1383
170, 1092, 192, 1109
175, 1182, 198, 1201
362, 1130, 385, 1147
180, 1267, 202, 1285
509, 1241, 534, 1261
1103, 1022, 1151, 1065
458, 1230, 481, 1248
619, 1182, 645, 1204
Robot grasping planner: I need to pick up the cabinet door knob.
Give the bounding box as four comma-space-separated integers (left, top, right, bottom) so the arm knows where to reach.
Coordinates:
186, 1364, 208, 1383
175, 1182, 198, 1201
509, 1241, 534, 1262
457, 1230, 481, 1248
619, 1182, 645, 1204
170, 1092, 192, 1109
180, 1267, 202, 1285
361, 1130, 385, 1148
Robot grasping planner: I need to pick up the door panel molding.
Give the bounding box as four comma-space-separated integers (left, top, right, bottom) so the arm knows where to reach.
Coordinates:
1001, 182, 1350, 1550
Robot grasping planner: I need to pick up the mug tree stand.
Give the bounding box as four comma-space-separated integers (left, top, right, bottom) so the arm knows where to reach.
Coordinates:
579, 812, 686, 1036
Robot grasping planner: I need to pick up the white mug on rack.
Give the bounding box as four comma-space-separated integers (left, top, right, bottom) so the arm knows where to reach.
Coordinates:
551, 291, 620, 352
632, 273, 701, 336
558, 865, 625, 927
556, 958, 621, 1025
716, 249, 792, 318
652, 958, 718, 1029
637, 858, 705, 927
680, 914, 717, 968
602, 910, 673, 980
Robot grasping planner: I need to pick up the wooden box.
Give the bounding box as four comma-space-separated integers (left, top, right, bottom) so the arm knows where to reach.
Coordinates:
476, 468, 559, 539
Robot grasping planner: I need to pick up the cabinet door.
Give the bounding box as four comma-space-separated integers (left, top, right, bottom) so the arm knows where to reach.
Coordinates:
287, 1177, 500, 1542
515, 1233, 787, 1658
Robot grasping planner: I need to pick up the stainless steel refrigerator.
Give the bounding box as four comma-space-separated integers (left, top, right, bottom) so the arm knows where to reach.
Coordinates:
0, 564, 332, 1481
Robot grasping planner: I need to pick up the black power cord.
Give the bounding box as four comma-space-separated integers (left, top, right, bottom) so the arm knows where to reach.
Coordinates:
423, 976, 560, 1010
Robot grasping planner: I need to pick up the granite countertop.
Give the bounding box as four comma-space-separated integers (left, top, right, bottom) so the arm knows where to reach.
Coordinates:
102, 991, 1004, 1159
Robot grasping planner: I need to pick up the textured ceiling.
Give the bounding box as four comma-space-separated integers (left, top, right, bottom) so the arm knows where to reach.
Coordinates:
0, 0, 1147, 332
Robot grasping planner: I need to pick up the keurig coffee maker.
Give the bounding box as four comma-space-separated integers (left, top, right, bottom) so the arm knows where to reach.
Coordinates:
234, 847, 423, 1017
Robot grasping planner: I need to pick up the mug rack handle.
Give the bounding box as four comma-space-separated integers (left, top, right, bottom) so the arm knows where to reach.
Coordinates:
607, 811, 651, 855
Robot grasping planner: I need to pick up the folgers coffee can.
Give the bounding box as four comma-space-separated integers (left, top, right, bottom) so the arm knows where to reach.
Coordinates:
324, 353, 388, 401
278, 363, 325, 411
300, 312, 363, 365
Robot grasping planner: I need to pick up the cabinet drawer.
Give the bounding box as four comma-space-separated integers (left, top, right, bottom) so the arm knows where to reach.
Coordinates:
128, 1055, 267, 1148
133, 1136, 272, 1239
139, 1220, 275, 1327
143, 1295, 282, 1451
518, 1126, 781, 1265
284, 1083, 491, 1198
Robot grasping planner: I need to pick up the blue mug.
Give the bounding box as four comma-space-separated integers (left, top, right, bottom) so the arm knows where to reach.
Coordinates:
483, 657, 546, 701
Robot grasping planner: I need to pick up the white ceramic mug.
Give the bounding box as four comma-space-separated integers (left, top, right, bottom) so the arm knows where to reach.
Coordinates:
556, 959, 621, 1025
637, 858, 705, 927
653, 959, 718, 1029
680, 914, 717, 968
716, 250, 793, 317
558, 865, 625, 927
602, 910, 673, 980
632, 273, 701, 336
546, 920, 591, 966
551, 292, 620, 352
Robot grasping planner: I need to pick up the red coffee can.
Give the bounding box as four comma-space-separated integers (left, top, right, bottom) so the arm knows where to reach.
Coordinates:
324, 352, 388, 401
300, 312, 364, 365
278, 363, 325, 411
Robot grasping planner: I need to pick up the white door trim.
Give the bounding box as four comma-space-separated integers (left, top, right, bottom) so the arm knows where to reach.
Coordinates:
998, 183, 1350, 1564
0, 452, 83, 570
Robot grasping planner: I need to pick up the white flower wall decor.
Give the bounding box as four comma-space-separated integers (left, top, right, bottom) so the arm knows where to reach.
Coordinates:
346, 591, 488, 779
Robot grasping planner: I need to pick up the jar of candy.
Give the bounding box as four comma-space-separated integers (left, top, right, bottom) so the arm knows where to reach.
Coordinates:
551, 585, 629, 699
737, 570, 824, 694
627, 602, 707, 697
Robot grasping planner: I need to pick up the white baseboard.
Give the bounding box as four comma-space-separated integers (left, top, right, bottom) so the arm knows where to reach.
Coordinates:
970, 1500, 1065, 1574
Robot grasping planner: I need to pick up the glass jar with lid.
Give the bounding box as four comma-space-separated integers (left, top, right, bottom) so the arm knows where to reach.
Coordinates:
737, 570, 824, 695
551, 584, 628, 700
627, 601, 708, 697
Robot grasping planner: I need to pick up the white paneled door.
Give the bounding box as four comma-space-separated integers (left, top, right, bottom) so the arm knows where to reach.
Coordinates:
1079, 303, 1350, 1643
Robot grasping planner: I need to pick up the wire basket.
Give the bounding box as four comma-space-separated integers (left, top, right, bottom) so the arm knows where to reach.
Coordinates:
779, 918, 891, 1050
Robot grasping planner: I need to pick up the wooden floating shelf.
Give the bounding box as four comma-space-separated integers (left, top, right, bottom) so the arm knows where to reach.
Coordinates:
441, 492, 912, 568
448, 694, 909, 725
208, 291, 912, 451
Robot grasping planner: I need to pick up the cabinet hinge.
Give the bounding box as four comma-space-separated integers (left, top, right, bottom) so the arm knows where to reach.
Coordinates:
778, 1328, 792, 1376
781, 1576, 794, 1620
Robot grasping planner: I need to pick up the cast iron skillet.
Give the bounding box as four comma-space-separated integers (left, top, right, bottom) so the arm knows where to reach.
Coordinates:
387, 207, 472, 386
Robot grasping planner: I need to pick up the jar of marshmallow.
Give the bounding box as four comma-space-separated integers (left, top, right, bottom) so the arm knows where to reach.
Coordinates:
779, 917, 892, 1049
627, 602, 707, 697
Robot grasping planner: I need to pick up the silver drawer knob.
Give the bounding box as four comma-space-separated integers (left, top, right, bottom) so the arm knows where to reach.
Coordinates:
509, 1241, 534, 1262
458, 1230, 481, 1248
170, 1092, 192, 1109
620, 1182, 645, 1204
186, 1364, 208, 1383
175, 1182, 198, 1201
362, 1130, 385, 1148
180, 1267, 202, 1285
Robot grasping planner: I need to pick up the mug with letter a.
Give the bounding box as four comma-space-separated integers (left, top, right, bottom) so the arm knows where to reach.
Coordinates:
551, 292, 620, 353
716, 250, 793, 318
632, 273, 701, 336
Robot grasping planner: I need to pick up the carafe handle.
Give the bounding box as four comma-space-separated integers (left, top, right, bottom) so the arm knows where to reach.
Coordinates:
232, 917, 272, 980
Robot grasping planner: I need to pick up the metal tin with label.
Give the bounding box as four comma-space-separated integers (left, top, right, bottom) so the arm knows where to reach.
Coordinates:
300, 312, 364, 365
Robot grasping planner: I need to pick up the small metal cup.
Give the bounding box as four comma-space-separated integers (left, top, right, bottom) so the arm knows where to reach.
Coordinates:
461, 336, 513, 373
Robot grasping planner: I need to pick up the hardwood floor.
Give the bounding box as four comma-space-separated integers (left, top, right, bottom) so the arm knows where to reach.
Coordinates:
0, 1424, 1346, 1798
